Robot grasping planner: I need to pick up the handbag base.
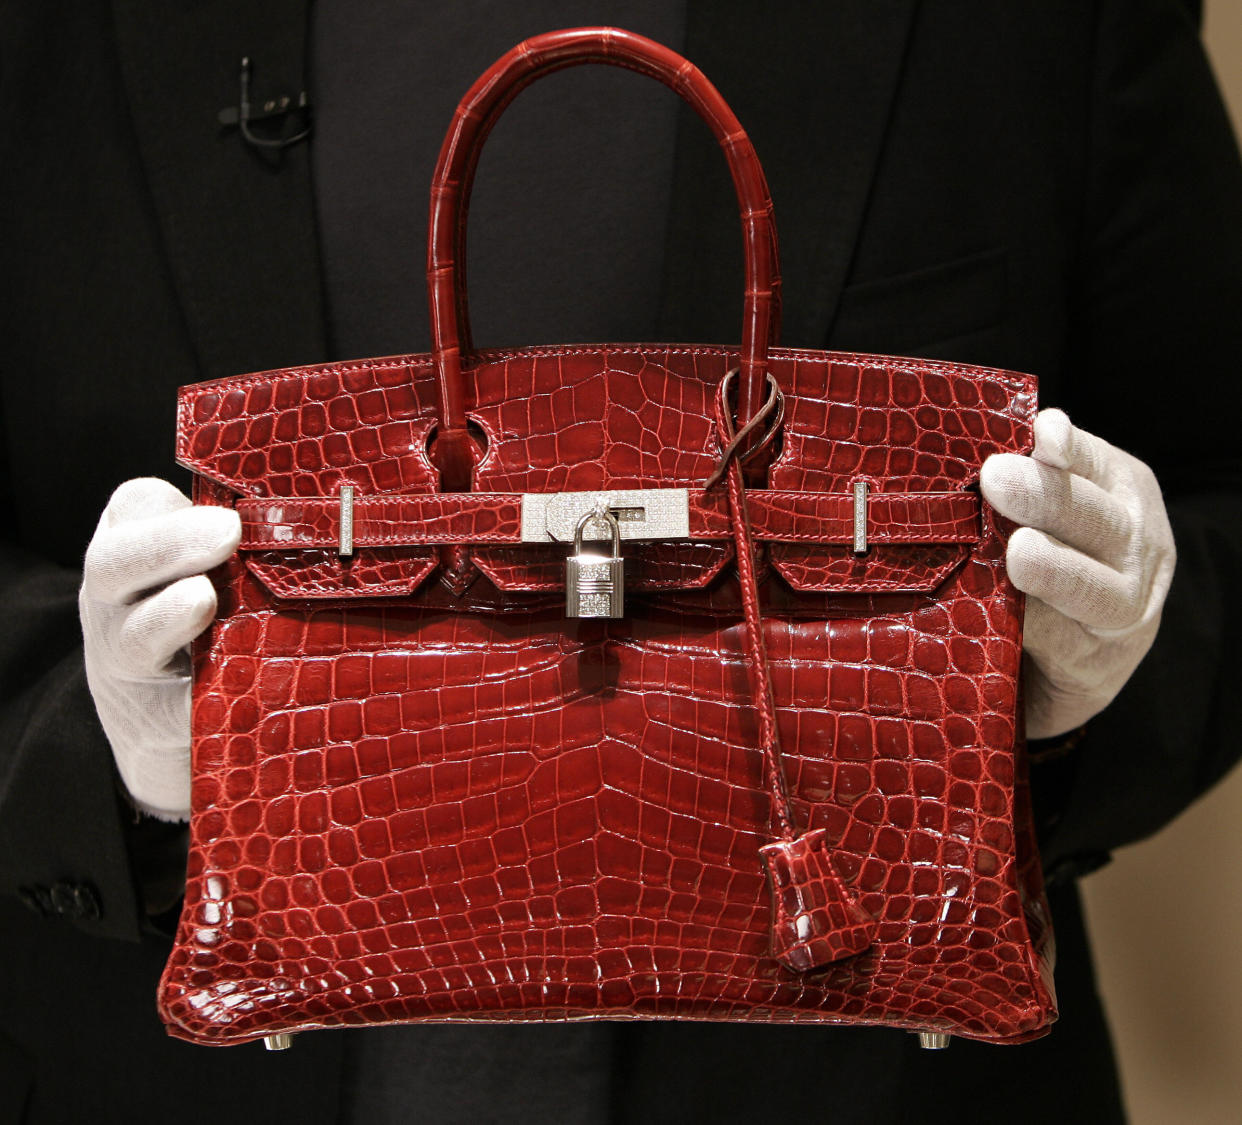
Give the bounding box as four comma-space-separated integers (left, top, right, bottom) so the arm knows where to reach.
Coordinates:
257, 1029, 956, 1052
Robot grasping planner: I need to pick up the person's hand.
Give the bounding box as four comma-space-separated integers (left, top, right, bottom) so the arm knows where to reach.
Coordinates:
980, 409, 1175, 740
79, 479, 240, 820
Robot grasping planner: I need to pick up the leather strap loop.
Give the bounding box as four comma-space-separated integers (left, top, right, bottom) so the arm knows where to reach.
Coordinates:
427, 27, 781, 488
703, 367, 785, 491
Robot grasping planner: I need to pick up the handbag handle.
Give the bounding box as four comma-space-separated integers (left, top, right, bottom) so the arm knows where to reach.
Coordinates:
427, 26, 782, 490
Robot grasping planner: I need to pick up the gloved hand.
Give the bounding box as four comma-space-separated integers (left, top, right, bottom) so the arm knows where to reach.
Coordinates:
79, 478, 240, 821
980, 409, 1176, 739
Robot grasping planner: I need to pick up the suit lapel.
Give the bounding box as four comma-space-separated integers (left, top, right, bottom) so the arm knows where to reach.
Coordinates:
111, 0, 327, 380
659, 0, 917, 348
110, 1, 912, 372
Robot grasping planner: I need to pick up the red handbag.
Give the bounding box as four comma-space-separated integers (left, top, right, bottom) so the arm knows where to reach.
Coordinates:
158, 28, 1055, 1050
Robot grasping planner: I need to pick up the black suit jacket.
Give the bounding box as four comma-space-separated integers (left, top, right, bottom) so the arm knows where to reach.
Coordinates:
2, 1, 1240, 1121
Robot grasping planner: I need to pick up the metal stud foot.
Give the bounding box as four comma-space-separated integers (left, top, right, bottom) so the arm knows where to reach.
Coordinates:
264, 1033, 294, 1051
917, 1032, 951, 1050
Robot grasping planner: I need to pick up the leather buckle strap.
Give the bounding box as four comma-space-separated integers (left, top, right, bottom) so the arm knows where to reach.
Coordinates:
236, 489, 981, 552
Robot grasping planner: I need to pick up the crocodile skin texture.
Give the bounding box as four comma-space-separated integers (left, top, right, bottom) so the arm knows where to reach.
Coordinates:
760, 828, 878, 971
427, 28, 781, 483
235, 489, 980, 599
235, 490, 982, 550
157, 28, 1055, 1048
159, 343, 1054, 1047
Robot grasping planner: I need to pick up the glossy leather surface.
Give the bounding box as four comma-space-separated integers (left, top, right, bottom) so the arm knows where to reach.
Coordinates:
158, 28, 1055, 1047
427, 27, 779, 485
234, 489, 983, 552
160, 342, 1053, 1047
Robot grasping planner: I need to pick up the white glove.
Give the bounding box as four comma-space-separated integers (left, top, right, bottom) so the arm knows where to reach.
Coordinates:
79, 478, 240, 821
980, 409, 1175, 740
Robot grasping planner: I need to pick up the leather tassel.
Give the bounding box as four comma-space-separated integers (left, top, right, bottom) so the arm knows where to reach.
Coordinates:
760, 828, 877, 971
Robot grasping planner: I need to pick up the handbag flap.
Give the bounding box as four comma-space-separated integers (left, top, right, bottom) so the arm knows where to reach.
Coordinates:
177, 346, 1035, 600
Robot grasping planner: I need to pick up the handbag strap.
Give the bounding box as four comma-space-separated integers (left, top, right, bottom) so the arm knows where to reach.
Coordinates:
234, 490, 982, 550
427, 27, 782, 489
713, 385, 880, 971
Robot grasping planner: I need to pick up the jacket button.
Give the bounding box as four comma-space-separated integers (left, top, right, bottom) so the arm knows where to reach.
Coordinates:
18, 884, 53, 917
49, 880, 103, 921
1045, 850, 1112, 887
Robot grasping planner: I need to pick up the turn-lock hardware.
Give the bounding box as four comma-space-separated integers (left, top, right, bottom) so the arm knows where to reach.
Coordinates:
521, 488, 689, 544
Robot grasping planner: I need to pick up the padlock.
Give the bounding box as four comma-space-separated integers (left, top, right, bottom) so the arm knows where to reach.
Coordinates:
565, 507, 625, 618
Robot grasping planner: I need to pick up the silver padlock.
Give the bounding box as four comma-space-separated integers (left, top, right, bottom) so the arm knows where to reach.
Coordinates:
565, 508, 624, 618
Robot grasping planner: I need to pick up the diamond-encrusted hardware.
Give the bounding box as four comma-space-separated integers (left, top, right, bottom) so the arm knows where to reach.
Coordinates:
852, 480, 868, 555
566, 508, 624, 619
917, 1032, 951, 1050
521, 488, 689, 544
338, 485, 354, 558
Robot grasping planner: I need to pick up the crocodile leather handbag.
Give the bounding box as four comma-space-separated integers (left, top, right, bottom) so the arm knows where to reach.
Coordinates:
157, 27, 1056, 1050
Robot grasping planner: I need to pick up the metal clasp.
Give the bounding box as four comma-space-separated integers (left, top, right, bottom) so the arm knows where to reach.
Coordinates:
852, 480, 868, 555
338, 485, 355, 558
565, 507, 625, 618
521, 488, 690, 544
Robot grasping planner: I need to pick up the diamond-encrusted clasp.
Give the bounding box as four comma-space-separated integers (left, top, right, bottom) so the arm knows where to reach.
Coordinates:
521, 488, 689, 544
565, 507, 625, 618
